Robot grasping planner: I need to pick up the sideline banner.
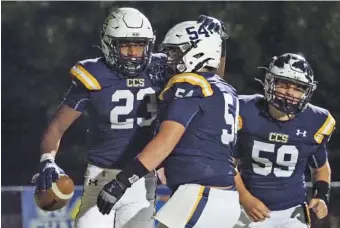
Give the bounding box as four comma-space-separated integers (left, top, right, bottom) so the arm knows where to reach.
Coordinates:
21, 186, 172, 228
21, 186, 83, 228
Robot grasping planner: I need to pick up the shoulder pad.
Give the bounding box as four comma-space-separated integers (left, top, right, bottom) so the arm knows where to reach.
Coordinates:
307, 105, 336, 144
238, 94, 264, 131
69, 58, 103, 90
159, 73, 213, 100
150, 53, 167, 62
238, 94, 264, 104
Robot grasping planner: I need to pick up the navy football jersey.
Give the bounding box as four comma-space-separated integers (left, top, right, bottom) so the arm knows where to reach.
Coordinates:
235, 94, 336, 210
62, 55, 164, 168
158, 72, 239, 190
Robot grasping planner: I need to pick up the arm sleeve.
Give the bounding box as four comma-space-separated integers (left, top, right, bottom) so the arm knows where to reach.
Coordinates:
308, 141, 328, 169
309, 112, 335, 168
62, 80, 90, 112
161, 98, 200, 128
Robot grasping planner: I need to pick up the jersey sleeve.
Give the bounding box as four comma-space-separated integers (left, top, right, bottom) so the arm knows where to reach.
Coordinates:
160, 98, 200, 128
309, 111, 336, 168
69, 62, 102, 91
159, 73, 213, 101
62, 81, 90, 112
308, 142, 328, 169
313, 112, 336, 144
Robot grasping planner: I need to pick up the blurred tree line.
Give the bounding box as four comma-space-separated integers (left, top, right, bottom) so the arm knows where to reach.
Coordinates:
2, 1, 340, 185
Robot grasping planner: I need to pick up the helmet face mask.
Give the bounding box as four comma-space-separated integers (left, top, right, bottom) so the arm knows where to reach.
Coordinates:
159, 43, 193, 76
102, 37, 153, 77
261, 53, 318, 114
100, 8, 155, 77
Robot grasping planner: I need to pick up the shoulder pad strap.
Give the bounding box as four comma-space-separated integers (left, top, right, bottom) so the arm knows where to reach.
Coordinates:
314, 112, 336, 144
70, 64, 101, 90
159, 73, 213, 100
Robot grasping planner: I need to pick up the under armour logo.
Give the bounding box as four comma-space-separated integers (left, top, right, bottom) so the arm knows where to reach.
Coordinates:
296, 129, 307, 137
88, 179, 98, 186
108, 184, 114, 192
128, 174, 140, 184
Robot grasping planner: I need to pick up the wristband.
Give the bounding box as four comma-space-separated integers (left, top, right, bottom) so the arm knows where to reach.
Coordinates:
40, 153, 55, 163
116, 158, 150, 187
312, 181, 330, 205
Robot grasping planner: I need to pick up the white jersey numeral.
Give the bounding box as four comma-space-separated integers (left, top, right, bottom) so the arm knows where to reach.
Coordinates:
252, 140, 299, 177
110, 88, 157, 129
221, 93, 239, 145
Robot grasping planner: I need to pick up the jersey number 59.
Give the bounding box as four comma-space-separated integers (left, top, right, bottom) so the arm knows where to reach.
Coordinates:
252, 140, 299, 177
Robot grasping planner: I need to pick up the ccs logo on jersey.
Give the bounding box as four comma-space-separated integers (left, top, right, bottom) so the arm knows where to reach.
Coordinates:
269, 133, 289, 143
127, 78, 145, 87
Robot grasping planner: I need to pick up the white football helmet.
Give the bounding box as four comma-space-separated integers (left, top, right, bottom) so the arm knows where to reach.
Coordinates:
259, 53, 317, 114
100, 7, 155, 77
160, 21, 222, 74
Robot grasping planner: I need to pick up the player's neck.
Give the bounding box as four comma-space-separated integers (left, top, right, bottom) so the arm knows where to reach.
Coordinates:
197, 67, 216, 73
268, 104, 295, 121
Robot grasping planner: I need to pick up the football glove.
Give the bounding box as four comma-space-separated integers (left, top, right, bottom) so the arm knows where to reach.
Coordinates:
97, 158, 149, 215
97, 178, 127, 215
32, 153, 64, 191
197, 15, 229, 39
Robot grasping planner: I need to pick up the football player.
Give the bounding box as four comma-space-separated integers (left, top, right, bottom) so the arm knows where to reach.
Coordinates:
33, 8, 164, 228
96, 20, 241, 228
233, 53, 335, 228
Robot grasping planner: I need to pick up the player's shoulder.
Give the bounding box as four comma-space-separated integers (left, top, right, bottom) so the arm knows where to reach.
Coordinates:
238, 94, 264, 105
302, 103, 336, 143
70, 57, 119, 90
237, 94, 265, 131
207, 75, 237, 96
303, 103, 335, 124
149, 53, 167, 63
159, 72, 213, 101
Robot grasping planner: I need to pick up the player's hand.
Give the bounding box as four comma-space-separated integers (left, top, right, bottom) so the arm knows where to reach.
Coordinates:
241, 194, 271, 222
97, 179, 127, 215
309, 198, 328, 219
197, 15, 229, 39
31, 153, 64, 191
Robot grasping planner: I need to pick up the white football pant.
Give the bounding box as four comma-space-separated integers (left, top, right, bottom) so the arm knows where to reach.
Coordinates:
154, 184, 241, 228
74, 164, 156, 228
234, 204, 310, 228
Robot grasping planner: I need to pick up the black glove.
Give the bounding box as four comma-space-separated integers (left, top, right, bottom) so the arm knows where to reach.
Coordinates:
96, 158, 150, 215
97, 178, 127, 215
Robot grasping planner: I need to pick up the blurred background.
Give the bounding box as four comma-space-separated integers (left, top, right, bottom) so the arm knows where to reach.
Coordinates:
2, 1, 340, 228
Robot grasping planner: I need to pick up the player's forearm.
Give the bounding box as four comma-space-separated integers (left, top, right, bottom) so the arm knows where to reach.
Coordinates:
311, 161, 331, 184
138, 120, 185, 171
40, 105, 81, 158
137, 132, 180, 171
235, 171, 253, 202
137, 136, 172, 171
40, 124, 64, 157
